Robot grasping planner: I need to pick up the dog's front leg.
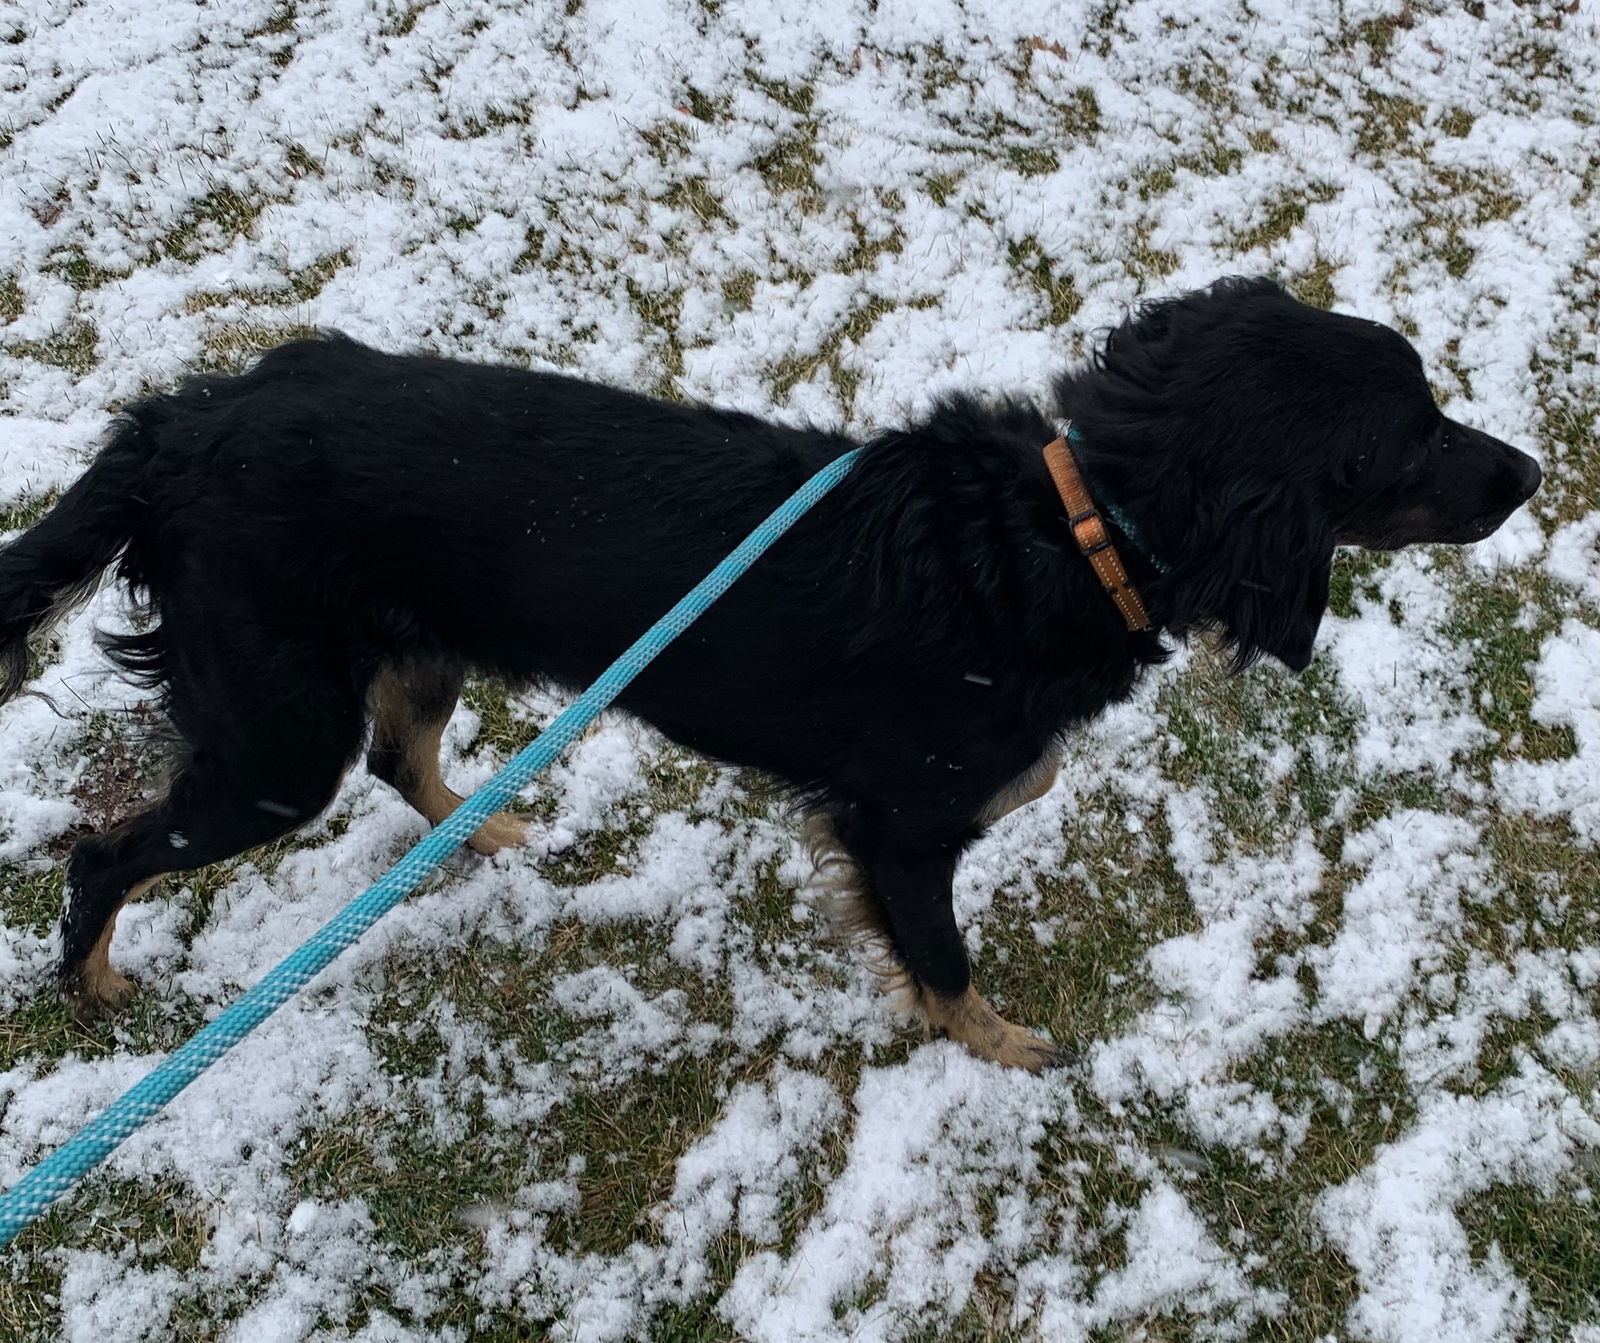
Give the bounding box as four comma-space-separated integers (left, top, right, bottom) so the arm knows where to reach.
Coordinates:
820, 815, 1068, 1072
875, 851, 1068, 1072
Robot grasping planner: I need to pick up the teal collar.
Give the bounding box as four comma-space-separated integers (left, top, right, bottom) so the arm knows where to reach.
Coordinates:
1064, 423, 1171, 576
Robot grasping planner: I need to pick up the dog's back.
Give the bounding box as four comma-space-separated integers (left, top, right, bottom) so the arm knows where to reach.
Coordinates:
108, 336, 855, 686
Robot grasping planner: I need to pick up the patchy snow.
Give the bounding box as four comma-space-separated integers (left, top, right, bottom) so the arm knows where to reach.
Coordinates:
1091, 791, 1322, 1153
1309, 811, 1487, 1036
2, 0, 1598, 1339
1318, 1062, 1600, 1343
1498, 619, 1600, 840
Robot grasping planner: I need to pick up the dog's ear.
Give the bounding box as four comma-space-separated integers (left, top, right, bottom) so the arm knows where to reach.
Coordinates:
1107, 298, 1171, 351
1157, 477, 1334, 673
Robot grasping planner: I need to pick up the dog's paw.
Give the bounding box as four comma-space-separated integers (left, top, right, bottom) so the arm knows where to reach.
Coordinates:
60, 964, 137, 1024
466, 811, 529, 856
1006, 1032, 1078, 1074
919, 985, 1072, 1073
970, 1018, 1074, 1074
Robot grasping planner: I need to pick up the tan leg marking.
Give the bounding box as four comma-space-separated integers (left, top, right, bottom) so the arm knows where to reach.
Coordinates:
802, 815, 1068, 1072
917, 985, 1068, 1072
395, 719, 528, 855
979, 748, 1061, 826
368, 668, 527, 856
72, 874, 162, 1020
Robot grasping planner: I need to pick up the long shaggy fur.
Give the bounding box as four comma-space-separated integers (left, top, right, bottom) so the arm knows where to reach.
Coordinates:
801, 812, 918, 1010
0, 276, 1541, 1063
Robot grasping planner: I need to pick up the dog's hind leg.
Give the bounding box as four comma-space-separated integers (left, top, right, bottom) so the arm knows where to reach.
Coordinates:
366, 663, 527, 855
59, 659, 368, 1021
63, 871, 163, 1018
813, 812, 1068, 1072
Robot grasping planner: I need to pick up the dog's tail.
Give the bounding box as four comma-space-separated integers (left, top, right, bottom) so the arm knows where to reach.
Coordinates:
0, 418, 153, 708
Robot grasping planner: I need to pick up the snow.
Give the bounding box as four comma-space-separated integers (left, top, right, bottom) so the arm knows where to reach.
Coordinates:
2, 0, 1598, 1338
1318, 1064, 1600, 1343
1497, 620, 1600, 837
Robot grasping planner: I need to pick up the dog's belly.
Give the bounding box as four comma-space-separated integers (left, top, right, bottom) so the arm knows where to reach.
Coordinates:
617, 664, 1053, 823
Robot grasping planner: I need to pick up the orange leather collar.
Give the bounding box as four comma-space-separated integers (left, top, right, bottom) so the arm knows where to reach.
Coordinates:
1042, 436, 1153, 633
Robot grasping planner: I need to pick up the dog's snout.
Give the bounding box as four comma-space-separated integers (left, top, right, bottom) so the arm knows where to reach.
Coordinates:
1510, 449, 1542, 502
1450, 418, 1543, 508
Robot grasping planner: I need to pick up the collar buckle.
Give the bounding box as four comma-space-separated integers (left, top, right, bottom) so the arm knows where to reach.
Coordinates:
1043, 432, 1154, 634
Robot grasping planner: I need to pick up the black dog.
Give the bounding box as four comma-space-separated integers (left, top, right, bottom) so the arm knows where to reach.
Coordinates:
0, 277, 1539, 1068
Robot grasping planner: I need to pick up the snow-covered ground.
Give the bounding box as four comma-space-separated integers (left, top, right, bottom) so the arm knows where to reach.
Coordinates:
1, 1, 1598, 1339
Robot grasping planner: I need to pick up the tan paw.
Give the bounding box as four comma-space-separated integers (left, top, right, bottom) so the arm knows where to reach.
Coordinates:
918, 985, 1072, 1073
465, 811, 529, 856
980, 1023, 1074, 1073
61, 964, 137, 1024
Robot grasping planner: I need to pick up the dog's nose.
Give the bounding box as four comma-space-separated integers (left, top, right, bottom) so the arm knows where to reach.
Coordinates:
1511, 449, 1542, 501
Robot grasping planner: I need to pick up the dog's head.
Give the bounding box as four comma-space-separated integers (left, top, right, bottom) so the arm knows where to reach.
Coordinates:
1056, 276, 1541, 671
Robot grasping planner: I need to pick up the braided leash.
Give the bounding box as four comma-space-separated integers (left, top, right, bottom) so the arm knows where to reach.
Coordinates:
0, 447, 862, 1249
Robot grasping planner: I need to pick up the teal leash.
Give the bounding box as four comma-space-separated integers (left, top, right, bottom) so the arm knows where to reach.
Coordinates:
0, 447, 863, 1250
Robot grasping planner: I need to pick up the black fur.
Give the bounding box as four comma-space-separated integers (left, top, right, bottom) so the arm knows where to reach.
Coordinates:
0, 276, 1541, 1057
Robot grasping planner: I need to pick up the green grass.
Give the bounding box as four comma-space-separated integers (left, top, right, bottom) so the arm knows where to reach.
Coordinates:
1458, 1179, 1600, 1328
185, 249, 349, 312
1531, 317, 1600, 524
0, 490, 59, 535
157, 185, 270, 262
766, 292, 937, 411
0, 1175, 213, 1340
0, 274, 23, 323
979, 801, 1197, 1052
195, 320, 320, 371
1008, 236, 1082, 326
4, 320, 98, 374
1443, 567, 1570, 767
1232, 183, 1339, 255
460, 678, 533, 757
45, 245, 125, 293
